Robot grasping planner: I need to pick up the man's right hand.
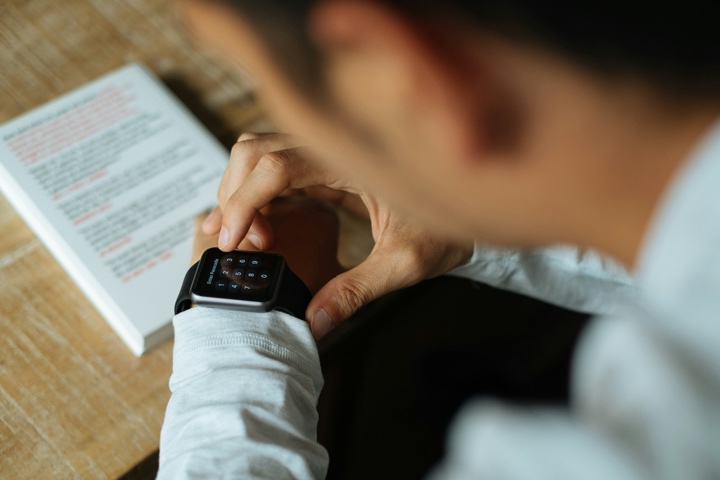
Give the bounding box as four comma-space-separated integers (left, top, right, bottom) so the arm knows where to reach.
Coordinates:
203, 133, 473, 338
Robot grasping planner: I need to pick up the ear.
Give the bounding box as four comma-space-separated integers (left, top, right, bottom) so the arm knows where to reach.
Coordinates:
309, 0, 498, 164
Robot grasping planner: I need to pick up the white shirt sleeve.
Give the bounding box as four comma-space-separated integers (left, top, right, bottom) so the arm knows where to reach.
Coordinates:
157, 307, 329, 480
426, 400, 644, 480
448, 244, 636, 316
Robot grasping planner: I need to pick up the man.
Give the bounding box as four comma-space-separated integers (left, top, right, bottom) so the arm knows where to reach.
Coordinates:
159, 1, 720, 478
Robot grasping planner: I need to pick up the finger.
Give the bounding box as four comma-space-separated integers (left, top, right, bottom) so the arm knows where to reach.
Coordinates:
218, 133, 304, 208
191, 209, 219, 265
306, 247, 423, 338
202, 205, 222, 234
204, 206, 272, 248
195, 208, 213, 231
236, 131, 299, 145
219, 151, 298, 251
245, 210, 274, 251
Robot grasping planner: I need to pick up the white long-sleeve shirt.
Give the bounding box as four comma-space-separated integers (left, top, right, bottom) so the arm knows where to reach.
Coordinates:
158, 121, 720, 480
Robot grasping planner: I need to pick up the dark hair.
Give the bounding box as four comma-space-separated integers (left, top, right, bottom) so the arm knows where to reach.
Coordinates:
216, 0, 720, 102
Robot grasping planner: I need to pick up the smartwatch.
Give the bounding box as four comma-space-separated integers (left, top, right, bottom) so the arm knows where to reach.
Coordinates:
175, 248, 311, 319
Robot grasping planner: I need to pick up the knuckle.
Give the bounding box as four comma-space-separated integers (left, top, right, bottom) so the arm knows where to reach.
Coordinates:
257, 151, 290, 176
335, 279, 372, 315
230, 138, 255, 161
224, 189, 245, 211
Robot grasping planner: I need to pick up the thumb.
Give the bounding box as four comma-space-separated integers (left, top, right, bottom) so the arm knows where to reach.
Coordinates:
307, 251, 420, 339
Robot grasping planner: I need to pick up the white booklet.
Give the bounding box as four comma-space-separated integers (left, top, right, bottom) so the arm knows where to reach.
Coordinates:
0, 63, 228, 355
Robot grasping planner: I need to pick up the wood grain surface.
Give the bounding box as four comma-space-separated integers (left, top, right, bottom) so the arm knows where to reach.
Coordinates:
0, 1, 372, 478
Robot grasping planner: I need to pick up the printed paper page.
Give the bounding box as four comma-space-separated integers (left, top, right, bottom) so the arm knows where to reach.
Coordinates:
0, 64, 227, 354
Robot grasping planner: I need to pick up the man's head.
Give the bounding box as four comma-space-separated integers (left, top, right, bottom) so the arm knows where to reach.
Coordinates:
180, 0, 720, 265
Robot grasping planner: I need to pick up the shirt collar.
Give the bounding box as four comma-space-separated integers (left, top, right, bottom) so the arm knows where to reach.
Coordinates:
634, 117, 720, 334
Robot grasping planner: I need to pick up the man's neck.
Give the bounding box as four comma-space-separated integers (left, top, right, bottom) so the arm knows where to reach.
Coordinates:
579, 105, 719, 269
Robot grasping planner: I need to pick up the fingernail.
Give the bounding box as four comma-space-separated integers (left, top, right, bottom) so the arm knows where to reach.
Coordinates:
247, 234, 263, 250
219, 227, 230, 249
311, 309, 333, 339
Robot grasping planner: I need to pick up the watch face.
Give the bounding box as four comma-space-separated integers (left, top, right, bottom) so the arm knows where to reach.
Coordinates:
191, 248, 284, 307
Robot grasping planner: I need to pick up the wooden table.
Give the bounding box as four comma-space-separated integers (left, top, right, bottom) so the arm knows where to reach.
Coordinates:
0, 1, 371, 478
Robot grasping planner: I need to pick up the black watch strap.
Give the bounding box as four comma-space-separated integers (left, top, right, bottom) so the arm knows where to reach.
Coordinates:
174, 262, 198, 315
274, 264, 312, 319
